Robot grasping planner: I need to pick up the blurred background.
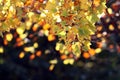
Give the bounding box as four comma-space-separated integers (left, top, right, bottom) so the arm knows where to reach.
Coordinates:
0, 0, 120, 80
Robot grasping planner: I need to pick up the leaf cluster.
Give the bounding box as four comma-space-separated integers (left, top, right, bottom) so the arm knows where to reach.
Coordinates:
0, 0, 106, 61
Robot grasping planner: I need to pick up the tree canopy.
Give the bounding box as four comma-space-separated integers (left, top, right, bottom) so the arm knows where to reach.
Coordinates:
0, 0, 106, 60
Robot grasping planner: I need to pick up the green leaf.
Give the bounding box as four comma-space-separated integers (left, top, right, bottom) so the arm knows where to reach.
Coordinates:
78, 27, 90, 36
91, 14, 99, 23
61, 21, 66, 26
88, 21, 96, 32
51, 8, 57, 13
82, 41, 91, 51
57, 31, 66, 37
61, 10, 68, 17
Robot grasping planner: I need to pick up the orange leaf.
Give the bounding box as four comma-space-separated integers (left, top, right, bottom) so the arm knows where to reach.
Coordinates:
43, 23, 51, 30
83, 52, 90, 59
48, 34, 56, 42
36, 51, 42, 57
88, 49, 95, 56
29, 54, 35, 60
60, 55, 67, 60
4, 39, 8, 45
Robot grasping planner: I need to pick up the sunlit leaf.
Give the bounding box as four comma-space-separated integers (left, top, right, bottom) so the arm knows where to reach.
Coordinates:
95, 48, 102, 53
49, 59, 58, 64
57, 31, 66, 37
83, 52, 90, 59
33, 42, 39, 48
19, 52, 25, 59
24, 47, 35, 53
29, 54, 35, 60
6, 33, 13, 41
49, 64, 55, 71
0, 46, 4, 53
63, 58, 74, 65
82, 41, 91, 51
36, 51, 42, 57
48, 34, 56, 42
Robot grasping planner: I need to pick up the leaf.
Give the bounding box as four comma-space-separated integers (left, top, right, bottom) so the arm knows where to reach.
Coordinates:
49, 59, 58, 64
61, 10, 68, 17
55, 43, 64, 52
80, 1, 89, 10
82, 41, 91, 51
0, 0, 2, 3
61, 21, 66, 26
63, 58, 74, 65
67, 31, 75, 43
87, 21, 96, 34
51, 8, 57, 13
57, 31, 66, 37
91, 14, 99, 23
78, 27, 90, 36
97, 4, 106, 14
45, 1, 57, 13
1, 22, 9, 31
71, 27, 78, 33
16, 7, 23, 17
72, 42, 81, 55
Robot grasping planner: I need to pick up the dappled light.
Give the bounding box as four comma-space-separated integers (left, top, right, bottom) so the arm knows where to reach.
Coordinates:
0, 0, 120, 80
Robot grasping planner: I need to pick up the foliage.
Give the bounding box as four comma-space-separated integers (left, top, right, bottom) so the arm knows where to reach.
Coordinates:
82, 0, 120, 59
0, 1, 120, 80
91, 0, 120, 54
0, 0, 106, 61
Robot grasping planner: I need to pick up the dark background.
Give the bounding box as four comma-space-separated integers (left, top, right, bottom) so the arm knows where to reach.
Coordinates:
0, 0, 120, 80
